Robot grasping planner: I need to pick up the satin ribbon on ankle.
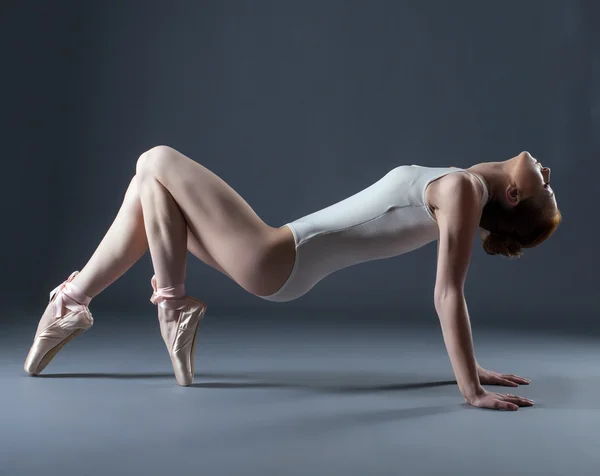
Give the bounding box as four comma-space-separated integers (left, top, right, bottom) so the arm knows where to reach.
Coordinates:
49, 271, 92, 318
150, 283, 187, 310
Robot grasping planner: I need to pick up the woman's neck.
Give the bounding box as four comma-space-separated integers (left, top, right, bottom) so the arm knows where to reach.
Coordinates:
466, 161, 510, 204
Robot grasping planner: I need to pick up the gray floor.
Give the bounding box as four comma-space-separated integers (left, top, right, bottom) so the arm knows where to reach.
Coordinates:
2, 314, 599, 476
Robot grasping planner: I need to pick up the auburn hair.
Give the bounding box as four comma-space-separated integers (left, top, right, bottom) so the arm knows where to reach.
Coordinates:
479, 194, 562, 258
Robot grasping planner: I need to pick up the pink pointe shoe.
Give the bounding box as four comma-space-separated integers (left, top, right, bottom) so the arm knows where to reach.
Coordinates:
150, 275, 207, 386
24, 271, 94, 376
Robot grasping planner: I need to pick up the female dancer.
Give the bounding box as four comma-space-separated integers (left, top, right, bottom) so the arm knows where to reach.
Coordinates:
24, 147, 560, 411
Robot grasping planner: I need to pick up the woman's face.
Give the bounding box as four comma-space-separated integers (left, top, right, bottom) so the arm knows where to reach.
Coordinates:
512, 151, 555, 203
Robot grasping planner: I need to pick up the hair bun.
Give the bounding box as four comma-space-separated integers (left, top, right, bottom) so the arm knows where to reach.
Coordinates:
482, 232, 523, 258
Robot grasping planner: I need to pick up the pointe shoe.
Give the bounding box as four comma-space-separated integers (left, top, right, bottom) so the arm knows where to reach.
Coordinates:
150, 275, 207, 386
24, 271, 94, 376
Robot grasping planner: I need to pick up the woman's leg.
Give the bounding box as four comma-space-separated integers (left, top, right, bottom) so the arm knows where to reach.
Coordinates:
26, 146, 296, 377
133, 145, 295, 297
68, 175, 147, 299
69, 176, 234, 301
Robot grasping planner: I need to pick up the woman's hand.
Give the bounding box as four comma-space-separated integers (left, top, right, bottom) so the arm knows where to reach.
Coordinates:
465, 387, 534, 411
477, 366, 531, 387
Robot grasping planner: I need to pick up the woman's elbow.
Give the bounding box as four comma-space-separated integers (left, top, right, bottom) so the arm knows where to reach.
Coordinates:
434, 285, 464, 312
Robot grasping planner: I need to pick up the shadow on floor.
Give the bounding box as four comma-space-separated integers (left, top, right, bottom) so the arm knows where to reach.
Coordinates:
32, 370, 457, 393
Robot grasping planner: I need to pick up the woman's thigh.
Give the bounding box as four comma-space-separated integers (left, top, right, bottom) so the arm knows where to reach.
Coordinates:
186, 226, 233, 279
137, 145, 295, 296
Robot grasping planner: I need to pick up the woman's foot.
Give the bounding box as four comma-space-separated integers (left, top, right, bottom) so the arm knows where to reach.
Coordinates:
24, 271, 94, 376
150, 275, 207, 386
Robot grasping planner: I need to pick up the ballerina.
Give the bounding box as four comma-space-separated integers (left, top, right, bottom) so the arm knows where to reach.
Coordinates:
24, 147, 560, 410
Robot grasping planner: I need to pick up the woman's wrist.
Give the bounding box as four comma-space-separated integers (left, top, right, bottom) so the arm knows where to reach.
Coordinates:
461, 382, 485, 401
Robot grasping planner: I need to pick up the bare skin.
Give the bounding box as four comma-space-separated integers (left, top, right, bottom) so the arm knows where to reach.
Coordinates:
425, 150, 553, 410
63, 147, 551, 411
69, 146, 296, 302
425, 151, 554, 225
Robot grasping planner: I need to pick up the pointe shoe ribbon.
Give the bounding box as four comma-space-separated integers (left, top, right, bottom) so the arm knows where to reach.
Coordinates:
149, 275, 187, 310
49, 271, 92, 318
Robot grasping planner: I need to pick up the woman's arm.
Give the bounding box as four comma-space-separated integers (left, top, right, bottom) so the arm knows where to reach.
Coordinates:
433, 173, 483, 400
433, 173, 533, 410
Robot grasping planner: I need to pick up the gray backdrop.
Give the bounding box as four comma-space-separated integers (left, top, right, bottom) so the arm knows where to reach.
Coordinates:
3, 0, 597, 329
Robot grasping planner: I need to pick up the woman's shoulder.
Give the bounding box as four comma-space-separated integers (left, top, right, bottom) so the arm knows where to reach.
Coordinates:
428, 172, 483, 218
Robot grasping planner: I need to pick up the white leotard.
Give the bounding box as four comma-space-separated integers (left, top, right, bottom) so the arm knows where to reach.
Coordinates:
259, 165, 489, 302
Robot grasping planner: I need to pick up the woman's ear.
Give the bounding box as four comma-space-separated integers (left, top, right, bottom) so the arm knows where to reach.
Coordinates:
506, 182, 519, 207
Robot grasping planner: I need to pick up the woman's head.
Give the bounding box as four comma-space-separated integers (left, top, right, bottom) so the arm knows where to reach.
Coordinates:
479, 151, 562, 258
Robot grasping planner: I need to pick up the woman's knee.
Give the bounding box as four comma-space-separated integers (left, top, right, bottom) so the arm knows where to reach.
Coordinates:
135, 145, 177, 180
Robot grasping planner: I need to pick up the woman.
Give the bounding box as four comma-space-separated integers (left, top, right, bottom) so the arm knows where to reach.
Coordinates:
24, 147, 561, 411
